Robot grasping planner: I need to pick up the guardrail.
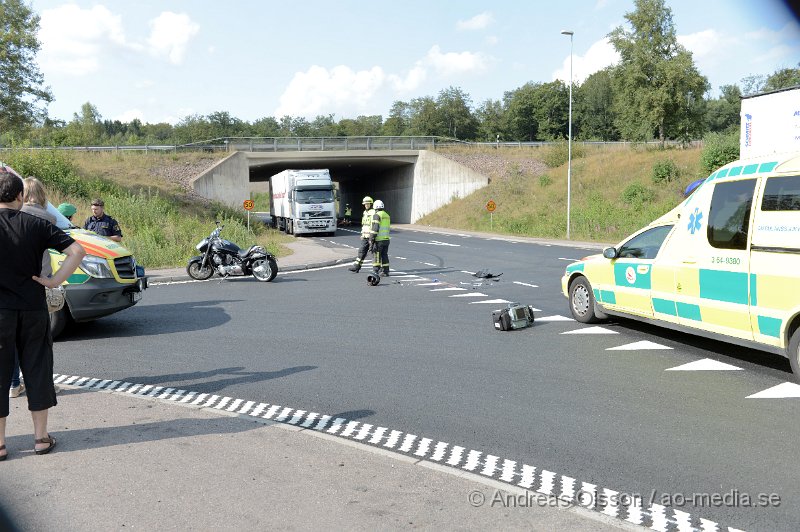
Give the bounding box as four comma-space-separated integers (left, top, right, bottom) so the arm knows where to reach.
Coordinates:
0, 136, 702, 153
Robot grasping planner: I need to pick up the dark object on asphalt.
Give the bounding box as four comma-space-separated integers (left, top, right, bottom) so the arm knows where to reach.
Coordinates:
474, 269, 503, 279
366, 274, 381, 286
492, 303, 535, 331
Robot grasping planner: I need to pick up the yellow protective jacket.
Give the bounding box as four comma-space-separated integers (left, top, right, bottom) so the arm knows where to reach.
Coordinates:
360, 208, 375, 238
370, 210, 390, 241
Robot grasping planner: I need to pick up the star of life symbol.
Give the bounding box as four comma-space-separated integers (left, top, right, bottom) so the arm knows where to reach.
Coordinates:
688, 208, 703, 235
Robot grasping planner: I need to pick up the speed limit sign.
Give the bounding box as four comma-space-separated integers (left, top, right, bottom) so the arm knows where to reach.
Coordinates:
243, 199, 254, 211
486, 200, 497, 212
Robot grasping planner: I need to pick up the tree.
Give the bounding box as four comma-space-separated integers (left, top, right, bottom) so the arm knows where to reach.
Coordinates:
764, 64, 800, 92
705, 84, 741, 133
503, 83, 540, 141
406, 96, 440, 136
608, 0, 708, 143
575, 69, 619, 141
474, 99, 506, 142
0, 0, 53, 134
382, 101, 409, 136
436, 86, 478, 139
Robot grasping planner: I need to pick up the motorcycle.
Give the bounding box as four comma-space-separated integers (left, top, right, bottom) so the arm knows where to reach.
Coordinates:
186, 222, 278, 282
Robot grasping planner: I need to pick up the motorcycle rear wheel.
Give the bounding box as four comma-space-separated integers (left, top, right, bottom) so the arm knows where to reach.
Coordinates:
252, 257, 278, 282
187, 261, 213, 280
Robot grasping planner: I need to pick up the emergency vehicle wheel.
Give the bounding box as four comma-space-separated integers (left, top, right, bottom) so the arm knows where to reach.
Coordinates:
789, 328, 800, 383
569, 276, 600, 324
49, 306, 71, 339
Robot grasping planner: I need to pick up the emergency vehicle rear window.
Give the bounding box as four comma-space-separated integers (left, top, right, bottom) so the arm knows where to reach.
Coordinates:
707, 179, 756, 250
761, 175, 800, 211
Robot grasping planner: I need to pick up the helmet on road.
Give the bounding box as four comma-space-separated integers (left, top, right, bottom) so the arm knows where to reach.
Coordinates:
373, 200, 384, 210
362, 196, 373, 204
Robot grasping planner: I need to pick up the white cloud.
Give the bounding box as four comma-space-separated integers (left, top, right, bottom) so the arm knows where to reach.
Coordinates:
114, 109, 144, 122
552, 37, 619, 83
38, 5, 199, 76
424, 45, 489, 77
457, 12, 494, 31
275, 65, 387, 118
147, 12, 200, 64
39, 4, 133, 75
389, 65, 427, 92
135, 80, 155, 89
485, 36, 499, 46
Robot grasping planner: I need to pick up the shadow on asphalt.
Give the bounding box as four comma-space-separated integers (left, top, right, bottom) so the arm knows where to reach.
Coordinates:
118, 365, 318, 393
57, 300, 240, 341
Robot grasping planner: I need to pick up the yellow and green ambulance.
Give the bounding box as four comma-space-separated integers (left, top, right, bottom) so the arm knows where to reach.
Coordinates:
47, 205, 147, 337
562, 152, 800, 379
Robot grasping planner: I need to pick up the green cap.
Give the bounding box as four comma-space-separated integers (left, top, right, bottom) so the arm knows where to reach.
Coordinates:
57, 202, 77, 217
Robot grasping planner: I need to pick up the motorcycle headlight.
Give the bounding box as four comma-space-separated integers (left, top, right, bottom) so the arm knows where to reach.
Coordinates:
80, 255, 114, 278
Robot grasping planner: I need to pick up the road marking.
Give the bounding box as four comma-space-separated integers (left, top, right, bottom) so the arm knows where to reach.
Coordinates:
512, 281, 539, 288
408, 240, 461, 247
561, 326, 618, 334
537, 315, 574, 322
468, 299, 511, 304
665, 359, 743, 371
558, 257, 581, 262
52, 373, 734, 532
449, 293, 488, 298
430, 287, 466, 292
746, 382, 800, 399
422, 262, 437, 266
607, 341, 673, 351
395, 256, 407, 260
416, 282, 443, 286
460, 270, 476, 275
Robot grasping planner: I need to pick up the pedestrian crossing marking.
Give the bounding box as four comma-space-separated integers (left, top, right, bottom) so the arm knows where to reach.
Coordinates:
607, 341, 673, 351
665, 358, 743, 371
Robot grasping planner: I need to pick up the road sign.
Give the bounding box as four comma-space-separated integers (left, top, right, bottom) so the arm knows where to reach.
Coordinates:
243, 200, 254, 211
486, 200, 497, 212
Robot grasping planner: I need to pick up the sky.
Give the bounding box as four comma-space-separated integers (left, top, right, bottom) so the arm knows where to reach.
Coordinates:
27, 0, 800, 125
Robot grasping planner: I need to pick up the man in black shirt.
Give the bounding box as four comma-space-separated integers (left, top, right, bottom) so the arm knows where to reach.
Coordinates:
83, 198, 122, 242
0, 165, 86, 459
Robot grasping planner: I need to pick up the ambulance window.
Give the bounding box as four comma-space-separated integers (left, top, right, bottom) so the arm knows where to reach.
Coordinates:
618, 225, 673, 259
762, 175, 800, 211
707, 179, 756, 250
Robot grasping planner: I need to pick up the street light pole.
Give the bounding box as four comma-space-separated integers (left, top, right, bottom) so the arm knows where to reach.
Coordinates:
561, 30, 573, 240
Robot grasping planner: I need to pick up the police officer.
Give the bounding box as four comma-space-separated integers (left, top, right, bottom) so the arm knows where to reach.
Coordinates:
370, 199, 390, 277
83, 198, 122, 242
348, 196, 375, 272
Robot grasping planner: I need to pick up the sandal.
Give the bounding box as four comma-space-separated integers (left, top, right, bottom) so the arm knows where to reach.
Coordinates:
34, 435, 56, 455
0, 444, 6, 461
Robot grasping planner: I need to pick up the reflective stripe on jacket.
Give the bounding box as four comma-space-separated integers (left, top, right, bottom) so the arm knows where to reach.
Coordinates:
371, 210, 390, 241
361, 208, 375, 238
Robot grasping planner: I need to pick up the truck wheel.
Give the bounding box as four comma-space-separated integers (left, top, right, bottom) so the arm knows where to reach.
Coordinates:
569, 276, 601, 324
49, 305, 71, 339
286, 219, 293, 235
789, 328, 800, 383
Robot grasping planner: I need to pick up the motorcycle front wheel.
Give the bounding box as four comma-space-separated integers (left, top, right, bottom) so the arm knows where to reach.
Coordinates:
251, 257, 278, 282
187, 261, 214, 280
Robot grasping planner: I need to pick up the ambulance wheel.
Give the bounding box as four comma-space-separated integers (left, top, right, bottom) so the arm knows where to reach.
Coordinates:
569, 276, 600, 324
49, 306, 71, 339
789, 328, 800, 383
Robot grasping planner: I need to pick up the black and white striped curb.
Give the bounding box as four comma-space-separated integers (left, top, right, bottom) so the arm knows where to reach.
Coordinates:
54, 373, 742, 532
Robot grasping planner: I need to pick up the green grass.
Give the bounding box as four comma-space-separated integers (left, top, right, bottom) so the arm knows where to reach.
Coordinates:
2, 150, 294, 268
422, 144, 705, 243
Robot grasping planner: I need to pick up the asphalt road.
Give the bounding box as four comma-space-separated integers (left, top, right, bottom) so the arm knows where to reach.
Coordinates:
53, 226, 799, 531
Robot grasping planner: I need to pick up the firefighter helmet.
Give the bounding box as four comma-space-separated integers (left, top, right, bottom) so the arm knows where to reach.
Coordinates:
362, 196, 373, 204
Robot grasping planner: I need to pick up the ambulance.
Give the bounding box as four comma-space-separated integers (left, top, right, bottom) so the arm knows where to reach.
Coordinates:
562, 87, 800, 379
47, 204, 147, 338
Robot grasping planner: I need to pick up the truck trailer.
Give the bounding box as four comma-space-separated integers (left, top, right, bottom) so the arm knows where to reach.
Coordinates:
269, 169, 337, 236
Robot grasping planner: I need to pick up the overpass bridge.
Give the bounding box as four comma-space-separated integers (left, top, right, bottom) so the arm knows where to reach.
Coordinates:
189, 137, 489, 224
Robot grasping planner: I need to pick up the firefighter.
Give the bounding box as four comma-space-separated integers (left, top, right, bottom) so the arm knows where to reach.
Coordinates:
348, 196, 375, 272
370, 199, 391, 277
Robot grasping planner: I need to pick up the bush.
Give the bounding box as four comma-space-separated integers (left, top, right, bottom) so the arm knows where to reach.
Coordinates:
540, 140, 586, 168
2, 150, 93, 198
538, 174, 552, 187
622, 182, 656, 206
700, 130, 740, 174
651, 158, 679, 184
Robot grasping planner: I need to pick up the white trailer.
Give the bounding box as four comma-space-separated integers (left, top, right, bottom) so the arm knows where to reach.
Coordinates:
740, 86, 800, 158
269, 169, 337, 236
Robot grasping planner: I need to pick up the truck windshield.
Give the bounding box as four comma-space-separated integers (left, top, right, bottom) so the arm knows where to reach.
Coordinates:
295, 189, 333, 204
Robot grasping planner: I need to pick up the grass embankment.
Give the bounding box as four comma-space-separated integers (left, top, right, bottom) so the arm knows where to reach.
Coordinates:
3, 150, 295, 269
422, 144, 705, 243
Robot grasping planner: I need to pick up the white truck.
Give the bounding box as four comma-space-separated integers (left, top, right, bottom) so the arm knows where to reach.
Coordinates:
269, 169, 337, 235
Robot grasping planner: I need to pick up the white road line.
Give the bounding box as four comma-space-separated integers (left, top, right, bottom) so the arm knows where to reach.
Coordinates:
561, 326, 618, 334
422, 262, 437, 266
665, 359, 742, 371
512, 281, 539, 288
468, 299, 511, 304
395, 256, 407, 260
430, 287, 466, 292
417, 282, 443, 286
537, 315, 574, 322
747, 382, 800, 399
448, 293, 488, 298
558, 257, 581, 262
408, 240, 461, 247
607, 341, 673, 351
460, 270, 476, 275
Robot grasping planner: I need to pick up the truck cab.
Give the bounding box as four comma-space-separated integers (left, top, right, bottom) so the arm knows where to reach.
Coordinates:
47, 204, 147, 337
269, 169, 337, 236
